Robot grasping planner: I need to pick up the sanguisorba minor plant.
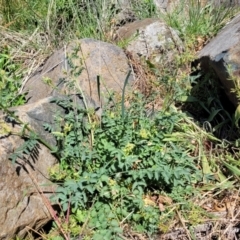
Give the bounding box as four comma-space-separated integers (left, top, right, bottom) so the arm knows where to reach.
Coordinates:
47, 85, 202, 239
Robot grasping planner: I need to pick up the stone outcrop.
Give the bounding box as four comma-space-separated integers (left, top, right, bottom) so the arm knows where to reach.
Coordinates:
8, 97, 64, 146
115, 18, 183, 64
24, 39, 133, 108
198, 13, 240, 107
0, 98, 59, 239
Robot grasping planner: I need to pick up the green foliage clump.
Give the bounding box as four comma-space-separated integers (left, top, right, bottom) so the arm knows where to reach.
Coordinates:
0, 47, 25, 107
163, 0, 236, 48
2, 1, 240, 239
48, 92, 202, 238
0, 0, 48, 30
0, 0, 158, 44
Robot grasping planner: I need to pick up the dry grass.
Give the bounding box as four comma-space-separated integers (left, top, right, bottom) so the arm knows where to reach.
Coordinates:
125, 50, 164, 112
155, 187, 240, 240
0, 26, 54, 94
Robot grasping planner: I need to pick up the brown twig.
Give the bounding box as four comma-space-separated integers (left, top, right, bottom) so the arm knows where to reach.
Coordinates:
23, 160, 69, 240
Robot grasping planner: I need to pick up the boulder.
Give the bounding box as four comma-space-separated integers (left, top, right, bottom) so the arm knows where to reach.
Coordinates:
212, 0, 240, 7
0, 97, 59, 239
198, 13, 240, 107
115, 18, 183, 64
24, 39, 133, 109
8, 97, 64, 146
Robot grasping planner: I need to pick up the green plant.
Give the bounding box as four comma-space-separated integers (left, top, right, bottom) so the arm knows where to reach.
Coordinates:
47, 89, 202, 238
0, 0, 159, 45
180, 72, 235, 138
163, 0, 236, 49
45, 0, 121, 43
0, 47, 26, 107
0, 0, 48, 30
3, 1, 240, 238
131, 0, 157, 19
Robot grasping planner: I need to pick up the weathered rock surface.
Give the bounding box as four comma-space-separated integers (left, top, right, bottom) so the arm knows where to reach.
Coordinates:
9, 97, 64, 146
24, 39, 133, 108
115, 18, 183, 64
198, 13, 240, 107
0, 100, 58, 239
212, 0, 240, 7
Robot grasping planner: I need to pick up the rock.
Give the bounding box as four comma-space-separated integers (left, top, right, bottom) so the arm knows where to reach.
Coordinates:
24, 39, 133, 109
212, 0, 240, 7
115, 18, 157, 41
24, 46, 65, 103
0, 97, 65, 239
115, 18, 183, 64
198, 13, 240, 107
8, 97, 64, 146
0, 106, 57, 238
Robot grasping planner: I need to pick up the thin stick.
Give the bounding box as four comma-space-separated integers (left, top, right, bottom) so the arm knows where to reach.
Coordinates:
24, 161, 69, 240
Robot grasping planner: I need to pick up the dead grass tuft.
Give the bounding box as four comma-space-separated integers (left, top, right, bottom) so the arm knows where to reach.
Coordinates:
0, 26, 54, 93
125, 50, 164, 112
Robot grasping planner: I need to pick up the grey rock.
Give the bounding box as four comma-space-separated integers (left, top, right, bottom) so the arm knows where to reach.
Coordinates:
115, 18, 183, 64
212, 0, 240, 7
0, 121, 57, 239
24, 39, 133, 109
9, 97, 64, 146
0, 97, 70, 238
198, 13, 240, 107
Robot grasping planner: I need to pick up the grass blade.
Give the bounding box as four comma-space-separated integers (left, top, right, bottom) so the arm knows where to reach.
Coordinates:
121, 70, 131, 119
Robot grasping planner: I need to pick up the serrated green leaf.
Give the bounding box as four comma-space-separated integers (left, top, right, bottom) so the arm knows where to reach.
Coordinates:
85, 185, 94, 194
178, 95, 198, 102
100, 175, 109, 182
110, 219, 119, 227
